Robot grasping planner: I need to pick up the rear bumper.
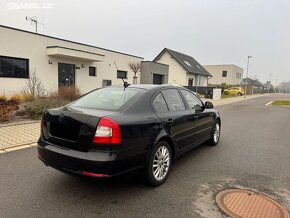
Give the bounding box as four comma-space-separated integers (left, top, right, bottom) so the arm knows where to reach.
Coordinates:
37, 138, 144, 177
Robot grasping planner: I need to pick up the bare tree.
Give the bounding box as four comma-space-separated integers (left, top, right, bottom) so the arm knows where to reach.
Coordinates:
278, 81, 290, 93
22, 71, 47, 99
128, 62, 141, 84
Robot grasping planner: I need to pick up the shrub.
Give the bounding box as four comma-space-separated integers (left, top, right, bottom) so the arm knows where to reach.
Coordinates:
22, 71, 47, 99
0, 100, 18, 122
22, 93, 35, 102
22, 86, 80, 120
25, 97, 70, 120
0, 105, 15, 121
56, 85, 80, 101
0, 93, 7, 102
10, 93, 25, 103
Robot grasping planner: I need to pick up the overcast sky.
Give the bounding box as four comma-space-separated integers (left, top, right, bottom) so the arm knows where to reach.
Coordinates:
1, 0, 290, 83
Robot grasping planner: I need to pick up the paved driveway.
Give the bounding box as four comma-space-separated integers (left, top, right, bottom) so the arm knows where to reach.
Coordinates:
0, 121, 40, 151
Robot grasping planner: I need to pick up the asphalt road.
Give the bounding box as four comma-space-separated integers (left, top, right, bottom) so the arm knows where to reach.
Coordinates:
1, 94, 289, 218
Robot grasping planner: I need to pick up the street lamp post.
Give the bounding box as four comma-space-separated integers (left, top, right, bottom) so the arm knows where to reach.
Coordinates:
244, 56, 252, 98
268, 74, 272, 94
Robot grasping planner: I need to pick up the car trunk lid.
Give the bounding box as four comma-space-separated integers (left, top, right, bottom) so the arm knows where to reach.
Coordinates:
42, 106, 118, 151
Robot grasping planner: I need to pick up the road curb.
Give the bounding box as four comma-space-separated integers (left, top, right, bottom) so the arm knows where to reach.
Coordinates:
0, 142, 37, 154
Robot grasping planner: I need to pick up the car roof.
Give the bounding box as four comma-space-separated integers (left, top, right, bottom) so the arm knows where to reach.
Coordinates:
110, 84, 181, 91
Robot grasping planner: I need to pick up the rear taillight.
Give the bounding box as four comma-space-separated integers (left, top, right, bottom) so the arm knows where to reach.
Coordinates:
93, 117, 121, 144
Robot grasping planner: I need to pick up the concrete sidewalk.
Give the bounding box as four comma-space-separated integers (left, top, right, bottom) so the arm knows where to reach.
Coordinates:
0, 94, 266, 153
201, 94, 265, 107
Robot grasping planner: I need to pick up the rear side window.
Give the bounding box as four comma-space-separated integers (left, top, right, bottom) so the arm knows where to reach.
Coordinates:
153, 93, 168, 113
180, 90, 203, 109
162, 89, 185, 112
70, 87, 145, 110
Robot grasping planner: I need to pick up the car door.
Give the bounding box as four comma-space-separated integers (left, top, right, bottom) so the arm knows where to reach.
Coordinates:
180, 89, 214, 143
152, 88, 195, 151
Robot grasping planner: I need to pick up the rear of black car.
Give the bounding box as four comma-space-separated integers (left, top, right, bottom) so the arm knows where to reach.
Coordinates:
37, 86, 147, 177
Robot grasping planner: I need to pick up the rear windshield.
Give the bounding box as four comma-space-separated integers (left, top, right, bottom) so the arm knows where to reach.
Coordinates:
70, 86, 145, 110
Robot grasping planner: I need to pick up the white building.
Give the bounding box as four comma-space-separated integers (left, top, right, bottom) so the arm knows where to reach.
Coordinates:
0, 25, 143, 95
203, 64, 243, 86
151, 48, 212, 86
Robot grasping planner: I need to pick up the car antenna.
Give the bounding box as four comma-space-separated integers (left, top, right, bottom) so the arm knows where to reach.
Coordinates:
121, 77, 130, 89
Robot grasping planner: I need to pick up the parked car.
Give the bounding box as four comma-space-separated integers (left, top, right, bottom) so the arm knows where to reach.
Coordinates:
38, 84, 221, 186
223, 87, 244, 96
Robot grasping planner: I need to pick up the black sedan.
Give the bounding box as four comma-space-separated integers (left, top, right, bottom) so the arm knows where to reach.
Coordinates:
38, 84, 221, 186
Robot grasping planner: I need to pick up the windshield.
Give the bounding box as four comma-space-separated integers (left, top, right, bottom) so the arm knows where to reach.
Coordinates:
70, 86, 145, 110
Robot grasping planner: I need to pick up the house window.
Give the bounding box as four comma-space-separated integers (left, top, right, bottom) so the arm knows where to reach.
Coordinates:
102, 80, 112, 87
117, 70, 127, 79
188, 78, 193, 86
0, 55, 29, 78
222, 71, 227, 77
89, 66, 96, 76
195, 75, 203, 86
197, 75, 202, 85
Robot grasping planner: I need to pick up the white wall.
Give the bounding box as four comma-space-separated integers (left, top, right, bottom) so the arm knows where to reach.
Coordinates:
0, 26, 143, 95
155, 51, 187, 85
204, 65, 243, 86
186, 74, 208, 86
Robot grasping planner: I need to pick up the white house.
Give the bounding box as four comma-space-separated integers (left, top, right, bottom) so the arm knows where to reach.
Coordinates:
203, 64, 243, 86
151, 48, 212, 86
0, 25, 143, 95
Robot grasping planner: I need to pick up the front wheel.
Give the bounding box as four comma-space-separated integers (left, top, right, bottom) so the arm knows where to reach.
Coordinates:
238, 92, 242, 96
146, 141, 172, 186
208, 121, 221, 146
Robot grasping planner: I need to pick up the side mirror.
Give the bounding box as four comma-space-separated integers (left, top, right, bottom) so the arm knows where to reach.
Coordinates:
193, 104, 204, 113
204, 101, 214, 109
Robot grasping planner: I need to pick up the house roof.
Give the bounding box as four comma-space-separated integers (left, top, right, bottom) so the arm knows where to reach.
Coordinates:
0, 25, 143, 59
153, 48, 212, 77
243, 78, 265, 87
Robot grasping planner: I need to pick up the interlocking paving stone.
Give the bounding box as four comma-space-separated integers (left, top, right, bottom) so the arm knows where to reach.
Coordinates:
0, 122, 40, 150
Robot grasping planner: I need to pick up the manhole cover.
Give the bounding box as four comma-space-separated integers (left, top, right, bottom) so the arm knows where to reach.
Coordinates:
216, 189, 289, 218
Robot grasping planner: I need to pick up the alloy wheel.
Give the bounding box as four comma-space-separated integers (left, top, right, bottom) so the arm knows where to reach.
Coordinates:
152, 146, 170, 181
213, 123, 220, 143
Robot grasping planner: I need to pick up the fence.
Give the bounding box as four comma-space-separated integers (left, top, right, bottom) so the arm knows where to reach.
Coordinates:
184, 86, 215, 98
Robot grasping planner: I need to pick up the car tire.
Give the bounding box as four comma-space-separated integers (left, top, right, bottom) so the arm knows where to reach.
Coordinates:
238, 92, 242, 96
146, 141, 172, 186
224, 91, 228, 95
208, 120, 221, 146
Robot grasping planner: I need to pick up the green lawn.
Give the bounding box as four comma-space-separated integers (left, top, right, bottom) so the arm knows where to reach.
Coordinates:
271, 100, 290, 106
